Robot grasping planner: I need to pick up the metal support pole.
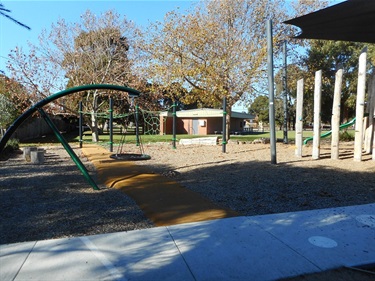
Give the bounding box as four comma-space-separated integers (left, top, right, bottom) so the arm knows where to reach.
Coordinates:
38, 108, 99, 190
109, 97, 113, 152
267, 20, 277, 164
222, 97, 227, 153
79, 101, 83, 148
135, 104, 140, 146
172, 102, 177, 149
283, 40, 288, 144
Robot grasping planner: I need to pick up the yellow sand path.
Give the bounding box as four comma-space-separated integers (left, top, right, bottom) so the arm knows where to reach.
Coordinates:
81, 145, 238, 226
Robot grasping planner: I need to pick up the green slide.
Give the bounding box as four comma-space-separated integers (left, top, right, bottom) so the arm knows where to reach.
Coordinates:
303, 117, 356, 145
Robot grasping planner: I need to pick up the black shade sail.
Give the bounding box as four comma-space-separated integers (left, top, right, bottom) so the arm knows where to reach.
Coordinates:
284, 0, 375, 43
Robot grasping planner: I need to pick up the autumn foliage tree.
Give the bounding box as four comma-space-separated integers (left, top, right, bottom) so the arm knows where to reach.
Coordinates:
5, 0, 331, 141
0, 75, 29, 128
136, 0, 326, 138
7, 10, 139, 142
47, 10, 141, 141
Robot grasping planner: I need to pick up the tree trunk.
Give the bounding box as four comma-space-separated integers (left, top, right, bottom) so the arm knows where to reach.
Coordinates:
91, 92, 99, 142
226, 108, 231, 141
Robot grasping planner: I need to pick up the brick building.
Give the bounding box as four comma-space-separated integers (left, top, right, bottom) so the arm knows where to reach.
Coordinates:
159, 108, 255, 135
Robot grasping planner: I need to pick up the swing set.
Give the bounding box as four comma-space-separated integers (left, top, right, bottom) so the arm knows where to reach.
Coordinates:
109, 103, 151, 161
0, 84, 143, 190
78, 97, 151, 161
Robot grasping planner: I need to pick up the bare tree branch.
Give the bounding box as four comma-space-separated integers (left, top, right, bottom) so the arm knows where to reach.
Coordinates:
0, 3, 31, 30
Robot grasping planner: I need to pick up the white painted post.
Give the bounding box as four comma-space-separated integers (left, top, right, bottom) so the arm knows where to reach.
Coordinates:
366, 72, 375, 160
331, 68, 343, 160
295, 79, 304, 158
354, 48, 367, 161
312, 70, 322, 160
364, 72, 375, 156
364, 116, 369, 152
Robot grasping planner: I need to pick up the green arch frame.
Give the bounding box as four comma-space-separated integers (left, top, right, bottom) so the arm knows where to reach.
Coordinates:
0, 84, 140, 190
0, 84, 140, 153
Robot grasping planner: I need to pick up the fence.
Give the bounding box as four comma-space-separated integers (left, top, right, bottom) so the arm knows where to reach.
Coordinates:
1, 117, 75, 141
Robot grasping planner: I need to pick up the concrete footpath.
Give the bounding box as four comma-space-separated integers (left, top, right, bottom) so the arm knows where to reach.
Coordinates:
1, 203, 374, 280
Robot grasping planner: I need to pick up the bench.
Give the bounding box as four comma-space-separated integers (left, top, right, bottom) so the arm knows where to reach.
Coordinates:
179, 137, 219, 146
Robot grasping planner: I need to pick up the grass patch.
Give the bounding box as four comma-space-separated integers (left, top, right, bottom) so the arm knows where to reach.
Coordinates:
18, 129, 356, 147
74, 130, 314, 145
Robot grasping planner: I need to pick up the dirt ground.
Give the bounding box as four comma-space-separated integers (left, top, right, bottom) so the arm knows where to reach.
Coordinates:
1, 140, 374, 279
134, 140, 375, 216
1, 140, 374, 236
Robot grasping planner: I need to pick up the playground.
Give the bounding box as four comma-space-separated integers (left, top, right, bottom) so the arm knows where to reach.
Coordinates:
1, 124, 375, 281
1, 2, 374, 278
1, 140, 374, 245
0, 45, 374, 281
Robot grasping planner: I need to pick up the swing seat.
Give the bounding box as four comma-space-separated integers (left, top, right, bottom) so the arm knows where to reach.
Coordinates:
110, 153, 151, 161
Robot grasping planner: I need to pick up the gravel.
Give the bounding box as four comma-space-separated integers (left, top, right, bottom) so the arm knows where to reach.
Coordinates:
137, 141, 375, 215
1, 141, 374, 245
0, 146, 153, 245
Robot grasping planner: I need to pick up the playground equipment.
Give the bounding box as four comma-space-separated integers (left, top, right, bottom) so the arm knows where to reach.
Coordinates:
110, 104, 151, 161
294, 48, 374, 161
78, 97, 162, 149
303, 118, 356, 145
77, 95, 160, 160
0, 84, 140, 190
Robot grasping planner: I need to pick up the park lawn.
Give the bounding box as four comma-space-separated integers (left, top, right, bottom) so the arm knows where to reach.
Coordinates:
19, 129, 356, 147
79, 130, 315, 145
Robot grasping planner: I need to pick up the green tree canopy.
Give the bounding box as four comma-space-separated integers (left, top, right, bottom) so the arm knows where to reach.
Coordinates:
302, 41, 375, 123
249, 95, 269, 123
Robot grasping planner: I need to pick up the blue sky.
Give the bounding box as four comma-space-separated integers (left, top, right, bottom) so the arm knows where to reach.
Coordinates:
0, 0, 196, 73
1, 0, 345, 111
1, 0, 346, 74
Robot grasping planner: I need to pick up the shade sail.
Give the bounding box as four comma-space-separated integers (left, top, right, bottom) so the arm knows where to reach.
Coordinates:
284, 0, 375, 43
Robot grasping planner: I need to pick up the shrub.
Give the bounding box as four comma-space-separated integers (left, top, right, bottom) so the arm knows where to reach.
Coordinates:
339, 130, 354, 142
3, 138, 19, 153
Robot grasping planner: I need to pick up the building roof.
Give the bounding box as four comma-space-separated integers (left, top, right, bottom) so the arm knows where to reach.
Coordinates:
284, 0, 375, 43
160, 108, 255, 119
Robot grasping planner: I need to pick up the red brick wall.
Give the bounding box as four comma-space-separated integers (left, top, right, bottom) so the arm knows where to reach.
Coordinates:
160, 116, 244, 135
207, 118, 222, 134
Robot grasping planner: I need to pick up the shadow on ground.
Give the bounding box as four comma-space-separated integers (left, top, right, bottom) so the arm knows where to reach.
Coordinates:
0, 149, 153, 245
138, 154, 375, 217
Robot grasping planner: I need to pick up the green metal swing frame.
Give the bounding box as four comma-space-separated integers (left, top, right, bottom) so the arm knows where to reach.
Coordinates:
0, 84, 140, 190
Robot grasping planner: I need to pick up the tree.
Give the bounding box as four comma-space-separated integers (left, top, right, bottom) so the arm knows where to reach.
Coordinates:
7, 10, 139, 142
0, 74, 30, 128
1, 3, 31, 74
136, 0, 327, 139
50, 10, 140, 141
274, 64, 307, 129
249, 96, 269, 123
302, 41, 375, 123
249, 94, 286, 130
0, 94, 16, 129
